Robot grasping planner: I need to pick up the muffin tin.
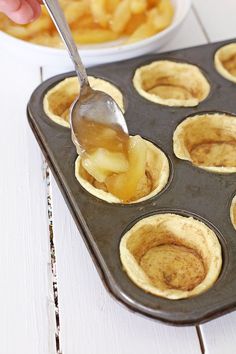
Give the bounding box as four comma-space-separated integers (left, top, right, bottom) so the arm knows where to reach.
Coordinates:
27, 38, 236, 326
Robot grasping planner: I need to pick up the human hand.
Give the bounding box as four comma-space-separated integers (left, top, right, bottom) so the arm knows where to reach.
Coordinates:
0, 0, 42, 24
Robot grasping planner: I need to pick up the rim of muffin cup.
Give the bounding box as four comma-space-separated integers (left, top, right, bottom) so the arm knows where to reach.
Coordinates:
133, 60, 211, 107
119, 211, 223, 300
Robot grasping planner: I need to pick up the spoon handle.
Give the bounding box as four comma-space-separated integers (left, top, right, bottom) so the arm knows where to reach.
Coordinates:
42, 0, 89, 90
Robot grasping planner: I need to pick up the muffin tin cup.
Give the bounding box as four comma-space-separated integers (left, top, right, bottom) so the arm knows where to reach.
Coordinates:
27, 39, 236, 326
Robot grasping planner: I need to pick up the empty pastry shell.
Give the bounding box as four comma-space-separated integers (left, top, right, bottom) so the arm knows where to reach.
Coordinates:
133, 60, 210, 107
43, 76, 125, 128
173, 113, 236, 173
230, 195, 236, 230
75, 138, 170, 204
215, 43, 236, 83
120, 213, 222, 299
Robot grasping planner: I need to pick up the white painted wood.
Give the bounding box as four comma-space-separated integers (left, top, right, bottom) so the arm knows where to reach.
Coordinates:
0, 53, 56, 354
50, 177, 201, 354
160, 8, 207, 52
193, 0, 236, 42
191, 1, 236, 353
44, 9, 208, 354
201, 313, 236, 354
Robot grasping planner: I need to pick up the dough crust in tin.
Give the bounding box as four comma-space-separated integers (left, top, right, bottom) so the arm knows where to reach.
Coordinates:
43, 76, 125, 128
230, 195, 236, 230
215, 43, 236, 83
173, 113, 236, 173
133, 60, 210, 107
120, 213, 222, 300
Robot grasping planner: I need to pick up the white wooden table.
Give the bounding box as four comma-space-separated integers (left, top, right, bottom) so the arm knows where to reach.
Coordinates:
1, 1, 236, 353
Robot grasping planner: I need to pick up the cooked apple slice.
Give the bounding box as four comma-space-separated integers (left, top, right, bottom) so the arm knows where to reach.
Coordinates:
105, 135, 147, 201
88, 148, 129, 172
82, 148, 129, 182
82, 157, 108, 183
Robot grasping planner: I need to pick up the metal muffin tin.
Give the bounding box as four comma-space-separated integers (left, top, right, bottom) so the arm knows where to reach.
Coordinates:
27, 39, 236, 326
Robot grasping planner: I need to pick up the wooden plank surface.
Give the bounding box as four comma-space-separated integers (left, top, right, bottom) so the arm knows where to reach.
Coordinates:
201, 312, 236, 354
193, 0, 236, 42
160, 7, 207, 52
0, 54, 56, 354
43, 7, 209, 354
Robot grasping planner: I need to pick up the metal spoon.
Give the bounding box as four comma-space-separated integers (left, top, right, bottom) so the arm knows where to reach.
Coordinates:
43, 0, 128, 154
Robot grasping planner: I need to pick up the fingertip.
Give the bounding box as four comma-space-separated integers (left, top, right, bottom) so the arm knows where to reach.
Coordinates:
26, 0, 42, 22
30, 4, 41, 21
8, 0, 34, 24
28, 11, 40, 23
0, 0, 21, 13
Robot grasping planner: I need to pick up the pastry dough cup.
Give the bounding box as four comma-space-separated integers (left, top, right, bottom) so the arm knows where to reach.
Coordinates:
120, 213, 222, 299
133, 60, 210, 107
43, 76, 125, 128
230, 195, 236, 230
173, 113, 236, 173
215, 43, 236, 83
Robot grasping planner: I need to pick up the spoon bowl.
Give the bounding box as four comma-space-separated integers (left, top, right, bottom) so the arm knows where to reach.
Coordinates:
70, 87, 128, 154
43, 0, 128, 152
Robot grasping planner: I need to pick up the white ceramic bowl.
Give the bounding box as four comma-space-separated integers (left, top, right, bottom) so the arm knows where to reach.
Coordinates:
0, 0, 191, 67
